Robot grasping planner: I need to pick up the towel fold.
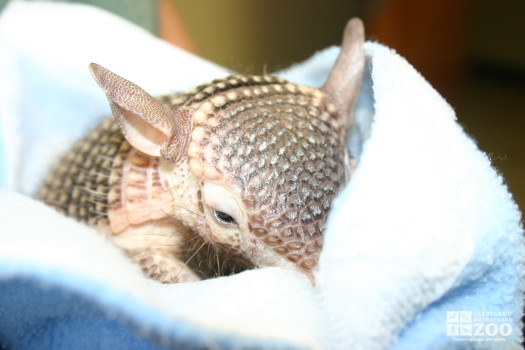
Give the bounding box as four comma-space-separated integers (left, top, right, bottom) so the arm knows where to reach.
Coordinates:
0, 2, 523, 350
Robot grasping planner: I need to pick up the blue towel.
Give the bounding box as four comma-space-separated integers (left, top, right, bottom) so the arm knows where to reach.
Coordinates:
0, 2, 523, 349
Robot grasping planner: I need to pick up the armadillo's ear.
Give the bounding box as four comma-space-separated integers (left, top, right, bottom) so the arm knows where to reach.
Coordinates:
89, 63, 190, 162
321, 18, 365, 129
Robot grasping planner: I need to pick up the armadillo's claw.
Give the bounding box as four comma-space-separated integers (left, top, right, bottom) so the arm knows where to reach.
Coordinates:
129, 249, 201, 284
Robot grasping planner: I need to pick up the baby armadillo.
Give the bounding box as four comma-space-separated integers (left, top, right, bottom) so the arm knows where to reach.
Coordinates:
38, 18, 365, 283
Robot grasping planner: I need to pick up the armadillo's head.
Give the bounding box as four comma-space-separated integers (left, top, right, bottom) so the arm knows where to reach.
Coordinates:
89, 19, 365, 281
184, 77, 349, 277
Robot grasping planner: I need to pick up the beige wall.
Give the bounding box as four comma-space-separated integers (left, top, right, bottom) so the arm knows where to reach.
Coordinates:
170, 1, 362, 74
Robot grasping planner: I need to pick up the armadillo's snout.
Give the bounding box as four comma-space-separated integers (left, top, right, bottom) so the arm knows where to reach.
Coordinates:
247, 213, 325, 273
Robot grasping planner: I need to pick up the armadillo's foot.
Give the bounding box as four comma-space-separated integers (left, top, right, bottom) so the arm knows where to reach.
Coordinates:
128, 249, 201, 283
145, 260, 201, 283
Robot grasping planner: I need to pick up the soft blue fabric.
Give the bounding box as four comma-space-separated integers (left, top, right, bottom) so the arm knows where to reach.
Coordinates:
392, 189, 524, 350
0, 2, 523, 350
0, 122, 5, 188
0, 278, 167, 350
0, 266, 304, 350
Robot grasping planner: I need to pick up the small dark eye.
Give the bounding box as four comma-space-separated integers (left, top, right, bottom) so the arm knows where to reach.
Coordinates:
215, 210, 236, 224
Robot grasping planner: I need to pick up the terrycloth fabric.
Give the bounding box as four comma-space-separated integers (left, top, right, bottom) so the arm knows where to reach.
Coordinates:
0, 2, 523, 350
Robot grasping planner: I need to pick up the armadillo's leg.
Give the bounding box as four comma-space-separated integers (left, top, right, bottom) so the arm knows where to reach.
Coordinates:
110, 222, 200, 283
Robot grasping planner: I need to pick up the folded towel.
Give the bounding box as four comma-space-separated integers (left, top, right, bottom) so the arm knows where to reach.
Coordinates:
0, 2, 523, 350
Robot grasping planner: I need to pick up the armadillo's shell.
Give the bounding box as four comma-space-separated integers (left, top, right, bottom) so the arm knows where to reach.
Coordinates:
38, 118, 178, 235
38, 118, 121, 229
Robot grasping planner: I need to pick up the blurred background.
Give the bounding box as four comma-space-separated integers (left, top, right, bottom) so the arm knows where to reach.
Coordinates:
0, 0, 524, 211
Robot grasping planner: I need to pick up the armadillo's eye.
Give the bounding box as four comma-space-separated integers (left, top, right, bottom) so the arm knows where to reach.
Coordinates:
214, 210, 236, 225
203, 182, 241, 228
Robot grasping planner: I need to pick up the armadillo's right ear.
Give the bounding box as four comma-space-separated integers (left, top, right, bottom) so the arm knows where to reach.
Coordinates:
89, 63, 190, 162
321, 18, 365, 130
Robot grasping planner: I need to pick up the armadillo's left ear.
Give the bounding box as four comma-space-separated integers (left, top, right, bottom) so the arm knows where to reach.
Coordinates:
89, 63, 191, 162
321, 18, 365, 129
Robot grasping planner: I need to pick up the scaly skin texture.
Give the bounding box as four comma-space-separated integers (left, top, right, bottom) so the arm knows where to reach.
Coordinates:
39, 18, 365, 283
185, 77, 346, 271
